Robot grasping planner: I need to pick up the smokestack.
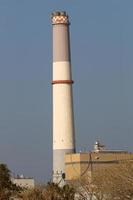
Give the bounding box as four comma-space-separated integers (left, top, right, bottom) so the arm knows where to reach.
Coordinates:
51, 11, 76, 184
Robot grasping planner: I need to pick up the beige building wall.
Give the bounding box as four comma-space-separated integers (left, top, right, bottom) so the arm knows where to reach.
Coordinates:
12, 177, 35, 189
65, 151, 133, 182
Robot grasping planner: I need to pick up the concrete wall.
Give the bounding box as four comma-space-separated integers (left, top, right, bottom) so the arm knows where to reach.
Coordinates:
65, 151, 133, 181
12, 177, 35, 189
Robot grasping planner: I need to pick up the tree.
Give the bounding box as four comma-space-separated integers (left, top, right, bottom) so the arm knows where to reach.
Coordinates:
61, 184, 75, 200
17, 187, 44, 200
75, 161, 133, 200
18, 182, 76, 200
0, 164, 19, 199
92, 161, 133, 200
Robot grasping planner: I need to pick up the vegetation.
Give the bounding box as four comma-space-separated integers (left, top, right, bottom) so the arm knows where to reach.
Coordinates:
75, 161, 133, 200
0, 164, 20, 199
0, 161, 133, 200
0, 163, 75, 200
18, 183, 75, 200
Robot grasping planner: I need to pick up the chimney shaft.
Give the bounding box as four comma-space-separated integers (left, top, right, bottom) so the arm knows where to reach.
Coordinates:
51, 11, 75, 185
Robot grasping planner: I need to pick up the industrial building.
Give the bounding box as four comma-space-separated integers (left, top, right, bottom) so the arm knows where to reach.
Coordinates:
65, 141, 133, 182
11, 175, 35, 189
51, 11, 133, 185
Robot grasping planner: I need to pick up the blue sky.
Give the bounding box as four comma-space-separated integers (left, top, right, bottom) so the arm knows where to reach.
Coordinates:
0, 0, 133, 182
